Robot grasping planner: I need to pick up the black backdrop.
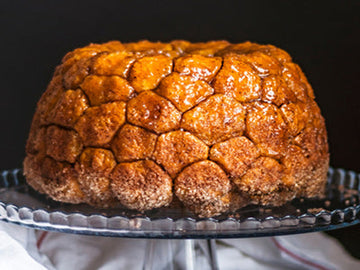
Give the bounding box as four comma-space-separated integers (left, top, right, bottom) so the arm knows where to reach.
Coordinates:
1, 0, 359, 257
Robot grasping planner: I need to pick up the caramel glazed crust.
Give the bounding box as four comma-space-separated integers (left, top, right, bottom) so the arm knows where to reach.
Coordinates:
24, 40, 329, 218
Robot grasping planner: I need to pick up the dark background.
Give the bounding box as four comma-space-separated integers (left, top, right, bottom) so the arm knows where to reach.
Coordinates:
1, 0, 359, 258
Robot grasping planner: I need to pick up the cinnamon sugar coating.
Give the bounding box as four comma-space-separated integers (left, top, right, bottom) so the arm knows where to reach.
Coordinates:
111, 124, 157, 162
127, 91, 181, 134
246, 102, 287, 157
153, 131, 209, 178
175, 160, 231, 217
111, 160, 172, 211
181, 94, 246, 145
24, 40, 329, 217
235, 157, 289, 205
47, 89, 89, 128
75, 148, 117, 207
45, 125, 83, 163
75, 101, 126, 147
213, 54, 262, 102
210, 136, 259, 178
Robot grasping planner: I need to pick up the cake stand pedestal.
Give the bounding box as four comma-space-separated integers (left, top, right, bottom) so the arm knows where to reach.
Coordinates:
1, 168, 359, 270
143, 239, 218, 270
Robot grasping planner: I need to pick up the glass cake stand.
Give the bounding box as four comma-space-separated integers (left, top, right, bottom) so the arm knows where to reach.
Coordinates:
1, 167, 360, 269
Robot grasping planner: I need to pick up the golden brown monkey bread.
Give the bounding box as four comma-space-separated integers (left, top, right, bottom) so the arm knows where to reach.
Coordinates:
174, 55, 222, 81
156, 73, 214, 112
75, 101, 126, 147
210, 136, 259, 178
45, 125, 83, 163
47, 89, 89, 128
127, 91, 182, 134
80, 75, 135, 106
24, 40, 329, 217
153, 131, 209, 178
181, 94, 246, 145
234, 157, 288, 205
75, 148, 117, 207
90, 51, 136, 78
246, 102, 287, 157
111, 160, 173, 211
213, 54, 262, 102
111, 124, 158, 162
24, 156, 86, 204
175, 160, 231, 217
129, 55, 173, 92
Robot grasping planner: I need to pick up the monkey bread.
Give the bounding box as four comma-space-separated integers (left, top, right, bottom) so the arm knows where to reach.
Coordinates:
23, 40, 329, 217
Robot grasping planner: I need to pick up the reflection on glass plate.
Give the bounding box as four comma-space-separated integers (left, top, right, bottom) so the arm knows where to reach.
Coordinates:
0, 168, 359, 239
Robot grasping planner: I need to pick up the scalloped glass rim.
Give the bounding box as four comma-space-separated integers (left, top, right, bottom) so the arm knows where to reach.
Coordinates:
0, 167, 360, 239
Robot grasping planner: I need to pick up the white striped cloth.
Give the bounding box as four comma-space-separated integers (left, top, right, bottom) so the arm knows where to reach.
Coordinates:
0, 222, 359, 270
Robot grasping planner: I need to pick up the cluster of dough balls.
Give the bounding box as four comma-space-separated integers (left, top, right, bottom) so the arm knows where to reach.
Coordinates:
24, 40, 329, 217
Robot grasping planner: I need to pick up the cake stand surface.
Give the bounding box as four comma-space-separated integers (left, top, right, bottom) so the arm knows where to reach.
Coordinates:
1, 167, 359, 269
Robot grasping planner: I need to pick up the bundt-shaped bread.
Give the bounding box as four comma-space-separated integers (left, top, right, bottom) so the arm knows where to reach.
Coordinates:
24, 40, 329, 217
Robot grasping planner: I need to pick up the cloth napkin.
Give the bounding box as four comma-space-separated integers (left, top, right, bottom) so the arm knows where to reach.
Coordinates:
0, 221, 359, 270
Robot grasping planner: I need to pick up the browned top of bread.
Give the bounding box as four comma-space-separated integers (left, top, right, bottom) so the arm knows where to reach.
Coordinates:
24, 40, 329, 217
